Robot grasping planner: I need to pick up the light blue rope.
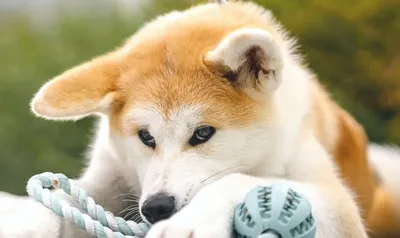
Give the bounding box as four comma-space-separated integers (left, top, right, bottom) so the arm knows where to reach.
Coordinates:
26, 172, 150, 238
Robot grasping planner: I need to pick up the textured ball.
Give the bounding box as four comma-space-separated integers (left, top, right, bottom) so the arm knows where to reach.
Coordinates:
234, 183, 316, 238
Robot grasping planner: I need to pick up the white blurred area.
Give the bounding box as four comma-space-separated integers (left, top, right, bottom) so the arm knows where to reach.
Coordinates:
0, 0, 150, 25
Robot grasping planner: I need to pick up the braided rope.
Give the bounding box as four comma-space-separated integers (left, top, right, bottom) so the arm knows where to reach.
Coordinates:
26, 172, 150, 238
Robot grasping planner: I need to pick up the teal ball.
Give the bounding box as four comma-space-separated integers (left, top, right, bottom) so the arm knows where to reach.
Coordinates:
234, 183, 317, 238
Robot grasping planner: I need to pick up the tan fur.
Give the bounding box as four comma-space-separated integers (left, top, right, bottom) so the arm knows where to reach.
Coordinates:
35, 3, 280, 130
368, 186, 400, 237
31, 52, 123, 119
310, 80, 400, 236
30, 1, 399, 236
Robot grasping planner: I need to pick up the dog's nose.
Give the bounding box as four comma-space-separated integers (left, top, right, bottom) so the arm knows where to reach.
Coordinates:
141, 194, 176, 224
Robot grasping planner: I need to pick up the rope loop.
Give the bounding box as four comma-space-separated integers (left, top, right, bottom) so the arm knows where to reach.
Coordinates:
26, 172, 150, 238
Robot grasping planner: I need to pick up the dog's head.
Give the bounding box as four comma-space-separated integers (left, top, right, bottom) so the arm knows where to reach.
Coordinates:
30, 1, 292, 224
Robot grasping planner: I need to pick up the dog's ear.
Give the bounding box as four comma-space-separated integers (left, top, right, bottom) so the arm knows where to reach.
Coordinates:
205, 28, 284, 94
30, 53, 122, 121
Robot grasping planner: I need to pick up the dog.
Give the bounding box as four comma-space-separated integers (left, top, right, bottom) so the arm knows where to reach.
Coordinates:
0, 1, 399, 237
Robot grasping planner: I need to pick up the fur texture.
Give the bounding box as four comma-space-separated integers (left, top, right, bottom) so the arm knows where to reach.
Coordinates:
0, 1, 399, 238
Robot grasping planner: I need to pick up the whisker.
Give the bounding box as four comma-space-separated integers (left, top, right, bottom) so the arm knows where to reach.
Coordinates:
123, 203, 138, 209
125, 193, 140, 199
124, 211, 135, 219
132, 213, 143, 223
112, 192, 140, 201
130, 207, 139, 211
125, 209, 140, 220
112, 193, 127, 200
126, 207, 139, 214
118, 203, 138, 212
131, 212, 141, 219
200, 164, 250, 185
122, 198, 140, 203
118, 207, 136, 216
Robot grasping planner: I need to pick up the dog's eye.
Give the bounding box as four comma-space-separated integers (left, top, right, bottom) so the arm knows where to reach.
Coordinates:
189, 126, 216, 146
138, 129, 156, 149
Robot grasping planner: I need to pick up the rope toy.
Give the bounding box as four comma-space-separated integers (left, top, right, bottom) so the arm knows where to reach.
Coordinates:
26, 172, 316, 238
26, 172, 150, 238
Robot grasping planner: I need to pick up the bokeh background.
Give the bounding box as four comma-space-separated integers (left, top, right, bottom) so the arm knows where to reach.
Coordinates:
0, 0, 399, 195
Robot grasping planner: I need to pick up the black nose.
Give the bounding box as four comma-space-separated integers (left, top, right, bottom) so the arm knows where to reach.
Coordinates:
141, 194, 176, 224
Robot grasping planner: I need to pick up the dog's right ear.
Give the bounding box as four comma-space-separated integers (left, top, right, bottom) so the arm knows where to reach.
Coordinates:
30, 52, 122, 121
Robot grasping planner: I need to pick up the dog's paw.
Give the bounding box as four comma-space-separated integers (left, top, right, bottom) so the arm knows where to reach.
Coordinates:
145, 218, 231, 238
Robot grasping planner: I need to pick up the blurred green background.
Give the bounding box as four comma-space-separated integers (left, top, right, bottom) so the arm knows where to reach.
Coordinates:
0, 0, 399, 195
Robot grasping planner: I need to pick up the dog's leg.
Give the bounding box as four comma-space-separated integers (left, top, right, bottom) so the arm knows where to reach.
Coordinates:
146, 173, 367, 238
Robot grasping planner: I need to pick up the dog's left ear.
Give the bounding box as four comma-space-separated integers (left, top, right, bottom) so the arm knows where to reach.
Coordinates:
205, 28, 284, 94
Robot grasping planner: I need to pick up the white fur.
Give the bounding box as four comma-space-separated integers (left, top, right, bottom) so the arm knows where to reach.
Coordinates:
146, 136, 367, 238
146, 174, 353, 238
117, 104, 277, 222
0, 3, 398, 238
206, 28, 282, 72
0, 194, 60, 238
206, 28, 284, 93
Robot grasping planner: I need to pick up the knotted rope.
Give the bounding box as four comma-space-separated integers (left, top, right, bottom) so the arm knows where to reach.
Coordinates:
26, 172, 150, 238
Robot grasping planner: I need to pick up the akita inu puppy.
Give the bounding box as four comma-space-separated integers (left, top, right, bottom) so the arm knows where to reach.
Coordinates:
0, 1, 399, 238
